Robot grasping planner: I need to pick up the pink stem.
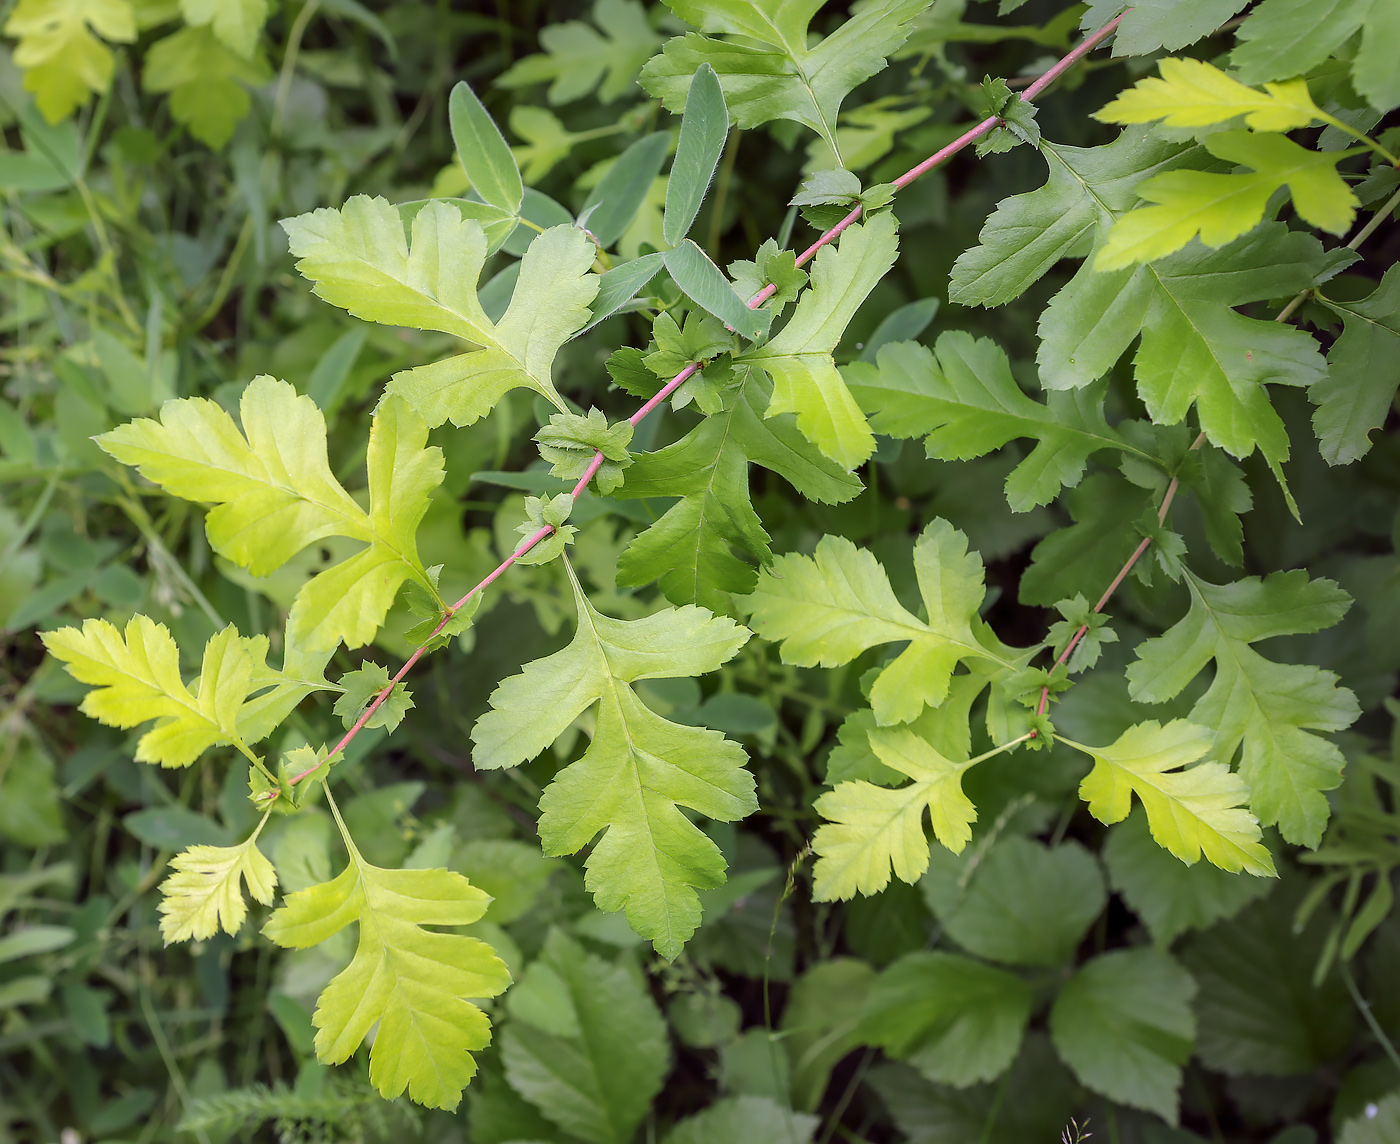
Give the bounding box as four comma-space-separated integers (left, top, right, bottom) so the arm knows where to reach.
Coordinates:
285, 16, 1124, 790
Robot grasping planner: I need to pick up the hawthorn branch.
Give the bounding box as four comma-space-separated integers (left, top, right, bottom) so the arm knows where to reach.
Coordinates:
287, 14, 1127, 791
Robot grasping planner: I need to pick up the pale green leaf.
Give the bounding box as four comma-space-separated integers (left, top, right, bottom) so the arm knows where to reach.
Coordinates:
812, 728, 977, 900
1049, 948, 1196, 1124
857, 951, 1032, 1086
41, 618, 260, 767
498, 0, 661, 105
743, 212, 898, 468
1072, 719, 1276, 876
472, 565, 754, 957
365, 214, 599, 426
502, 930, 668, 1144
179, 0, 266, 57
1098, 131, 1357, 269
4, 0, 135, 123
1126, 572, 1358, 846
747, 520, 1015, 726
142, 25, 271, 147
158, 819, 277, 943
1095, 57, 1322, 132
96, 377, 443, 651
262, 816, 510, 1110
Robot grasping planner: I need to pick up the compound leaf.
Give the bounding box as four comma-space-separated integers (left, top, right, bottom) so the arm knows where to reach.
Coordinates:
502, 930, 668, 1144
1126, 572, 1358, 846
472, 564, 754, 958
262, 808, 511, 1110
742, 211, 899, 469
1070, 719, 1276, 876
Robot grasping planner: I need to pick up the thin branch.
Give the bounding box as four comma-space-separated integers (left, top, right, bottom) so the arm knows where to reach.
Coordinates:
283, 15, 1125, 792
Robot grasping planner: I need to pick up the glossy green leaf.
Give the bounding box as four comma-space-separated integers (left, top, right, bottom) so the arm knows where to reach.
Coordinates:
1312, 263, 1400, 464
502, 930, 668, 1144
858, 951, 1033, 1086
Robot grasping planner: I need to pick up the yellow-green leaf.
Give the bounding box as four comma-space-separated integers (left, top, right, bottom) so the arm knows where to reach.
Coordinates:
1098, 130, 1357, 269
158, 818, 277, 942
4, 0, 136, 123
812, 727, 977, 901
41, 619, 260, 768
1073, 719, 1276, 877
1095, 57, 1321, 133
262, 813, 511, 1110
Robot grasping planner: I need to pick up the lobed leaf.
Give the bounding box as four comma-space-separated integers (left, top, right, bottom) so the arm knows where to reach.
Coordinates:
42, 620, 259, 767
158, 823, 277, 943
812, 728, 977, 900
262, 825, 511, 1110
97, 377, 443, 651
1095, 57, 1322, 133
742, 212, 899, 469
1126, 572, 1358, 846
472, 566, 754, 957
846, 332, 1134, 510
1072, 719, 1276, 876
747, 520, 1017, 726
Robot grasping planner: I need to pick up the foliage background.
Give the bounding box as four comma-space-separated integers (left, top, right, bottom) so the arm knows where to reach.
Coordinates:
1, 0, 1399, 1141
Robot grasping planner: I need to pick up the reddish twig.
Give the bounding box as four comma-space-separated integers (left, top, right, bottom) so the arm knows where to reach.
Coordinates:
288, 15, 1125, 789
